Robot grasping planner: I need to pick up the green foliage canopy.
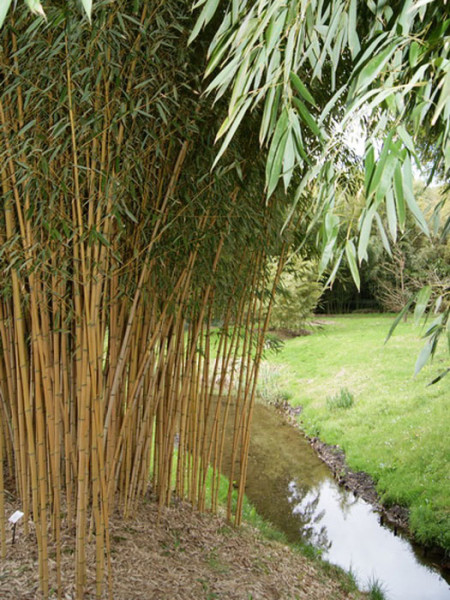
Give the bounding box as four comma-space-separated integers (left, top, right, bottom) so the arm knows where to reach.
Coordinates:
2, 0, 449, 371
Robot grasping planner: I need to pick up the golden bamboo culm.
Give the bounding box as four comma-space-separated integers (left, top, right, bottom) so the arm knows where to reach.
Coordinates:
0, 3, 294, 598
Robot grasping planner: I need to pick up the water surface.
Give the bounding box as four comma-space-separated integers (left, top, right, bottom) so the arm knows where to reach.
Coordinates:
242, 404, 450, 600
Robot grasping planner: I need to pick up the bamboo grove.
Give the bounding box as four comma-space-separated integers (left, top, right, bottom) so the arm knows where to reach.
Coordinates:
0, 2, 306, 597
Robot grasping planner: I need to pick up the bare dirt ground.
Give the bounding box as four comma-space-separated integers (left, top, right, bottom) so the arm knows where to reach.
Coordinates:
1, 494, 366, 600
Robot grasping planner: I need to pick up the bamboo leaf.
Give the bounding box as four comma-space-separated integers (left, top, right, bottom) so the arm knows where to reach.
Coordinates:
402, 155, 429, 235
284, 26, 296, 85
393, 164, 406, 231
228, 53, 251, 116
324, 249, 344, 287
375, 151, 398, 202
0, 0, 13, 28
427, 368, 450, 386
366, 130, 394, 199
364, 144, 375, 194
319, 213, 340, 273
205, 56, 240, 94
282, 127, 295, 191
385, 188, 397, 241
348, 0, 360, 59
351, 32, 389, 84
189, 0, 221, 45
424, 315, 443, 338
441, 214, 450, 242
397, 124, 416, 155
291, 111, 309, 164
213, 97, 253, 167
415, 340, 433, 375
205, 35, 234, 77
265, 8, 288, 54
345, 239, 360, 290
355, 41, 399, 93
431, 68, 450, 126
266, 109, 289, 197
293, 98, 323, 140
414, 285, 432, 325
385, 297, 415, 343
375, 213, 391, 255
358, 207, 375, 263
289, 72, 316, 106
232, 0, 239, 24
259, 85, 279, 145
24, 0, 46, 19
80, 0, 92, 21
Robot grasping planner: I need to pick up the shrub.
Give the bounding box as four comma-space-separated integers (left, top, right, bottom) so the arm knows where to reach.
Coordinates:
269, 257, 322, 331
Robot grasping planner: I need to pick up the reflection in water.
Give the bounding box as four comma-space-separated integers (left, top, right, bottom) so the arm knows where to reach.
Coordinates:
241, 404, 450, 600
287, 481, 330, 552
285, 479, 450, 600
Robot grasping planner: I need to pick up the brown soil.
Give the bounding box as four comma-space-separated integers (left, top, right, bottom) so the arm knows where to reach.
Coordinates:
0, 494, 366, 600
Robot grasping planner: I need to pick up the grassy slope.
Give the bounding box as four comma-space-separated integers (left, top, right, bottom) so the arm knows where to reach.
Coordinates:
267, 314, 450, 550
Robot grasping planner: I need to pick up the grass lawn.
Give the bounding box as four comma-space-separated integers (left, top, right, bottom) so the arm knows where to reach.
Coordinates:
264, 314, 450, 551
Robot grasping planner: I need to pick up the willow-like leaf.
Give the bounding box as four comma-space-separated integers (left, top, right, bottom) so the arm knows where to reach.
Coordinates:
385, 297, 415, 343
402, 155, 430, 235
80, 0, 92, 21
415, 340, 433, 375
0, 0, 13, 28
414, 286, 432, 325
266, 108, 289, 197
24, 0, 46, 19
354, 40, 400, 94
427, 367, 450, 386
345, 239, 360, 290
289, 72, 316, 106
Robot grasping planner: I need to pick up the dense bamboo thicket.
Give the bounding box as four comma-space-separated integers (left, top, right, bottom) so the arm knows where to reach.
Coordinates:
0, 2, 299, 597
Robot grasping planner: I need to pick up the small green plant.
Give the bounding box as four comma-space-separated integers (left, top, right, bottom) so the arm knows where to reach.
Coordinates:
367, 576, 387, 600
339, 565, 358, 594
326, 387, 354, 410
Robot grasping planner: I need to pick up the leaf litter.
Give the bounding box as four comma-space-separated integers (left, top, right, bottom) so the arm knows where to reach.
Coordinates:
1, 494, 366, 599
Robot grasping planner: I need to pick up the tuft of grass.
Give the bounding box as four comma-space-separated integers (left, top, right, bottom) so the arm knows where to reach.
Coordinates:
344, 565, 359, 593
367, 576, 388, 600
326, 387, 354, 410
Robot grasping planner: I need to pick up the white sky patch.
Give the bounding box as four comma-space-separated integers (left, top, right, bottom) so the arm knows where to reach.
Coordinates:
343, 119, 367, 157
332, 112, 368, 158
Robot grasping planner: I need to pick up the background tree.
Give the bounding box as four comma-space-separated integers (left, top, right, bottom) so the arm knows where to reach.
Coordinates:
268, 256, 322, 331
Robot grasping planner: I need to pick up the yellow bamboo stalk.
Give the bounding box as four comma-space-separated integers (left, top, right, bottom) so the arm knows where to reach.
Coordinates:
0, 299, 21, 495
235, 244, 288, 524
0, 415, 6, 559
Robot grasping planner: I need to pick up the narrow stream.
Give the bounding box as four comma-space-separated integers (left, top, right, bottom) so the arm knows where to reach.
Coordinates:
241, 403, 450, 600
